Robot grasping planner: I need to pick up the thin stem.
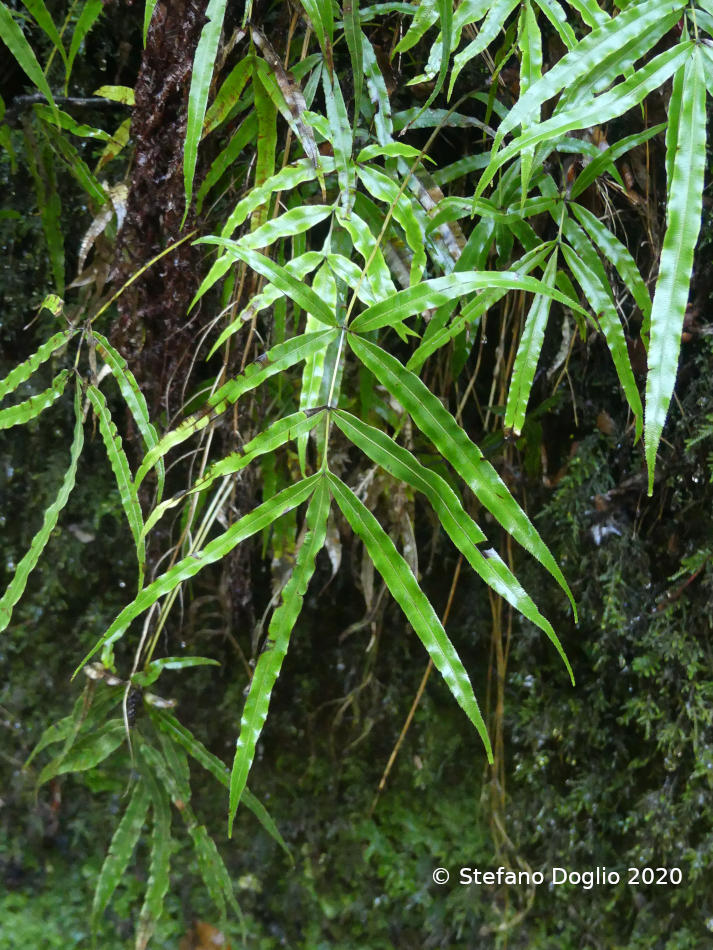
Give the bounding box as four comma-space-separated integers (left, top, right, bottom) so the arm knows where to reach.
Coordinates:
89, 231, 197, 325
369, 555, 463, 815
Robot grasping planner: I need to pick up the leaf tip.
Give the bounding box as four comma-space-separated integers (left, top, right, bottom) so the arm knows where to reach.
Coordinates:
645, 443, 657, 497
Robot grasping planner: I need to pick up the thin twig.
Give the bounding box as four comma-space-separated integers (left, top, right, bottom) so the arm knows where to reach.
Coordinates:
369, 555, 463, 815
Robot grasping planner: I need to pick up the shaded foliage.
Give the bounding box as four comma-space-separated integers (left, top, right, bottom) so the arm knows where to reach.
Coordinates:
2, 0, 713, 946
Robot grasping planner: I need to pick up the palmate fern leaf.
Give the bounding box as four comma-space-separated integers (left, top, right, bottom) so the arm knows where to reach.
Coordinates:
331, 409, 571, 679
495, 0, 683, 144
135, 330, 338, 485
477, 42, 692, 200
150, 709, 292, 858
347, 335, 577, 618
143, 410, 325, 536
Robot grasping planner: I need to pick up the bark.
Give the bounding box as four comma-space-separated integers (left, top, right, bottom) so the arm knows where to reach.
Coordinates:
112, 0, 206, 418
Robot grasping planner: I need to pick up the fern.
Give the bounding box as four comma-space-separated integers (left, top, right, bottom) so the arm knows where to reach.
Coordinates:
2, 0, 711, 940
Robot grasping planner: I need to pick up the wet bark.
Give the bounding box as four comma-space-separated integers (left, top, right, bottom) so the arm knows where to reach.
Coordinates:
112, 0, 206, 418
